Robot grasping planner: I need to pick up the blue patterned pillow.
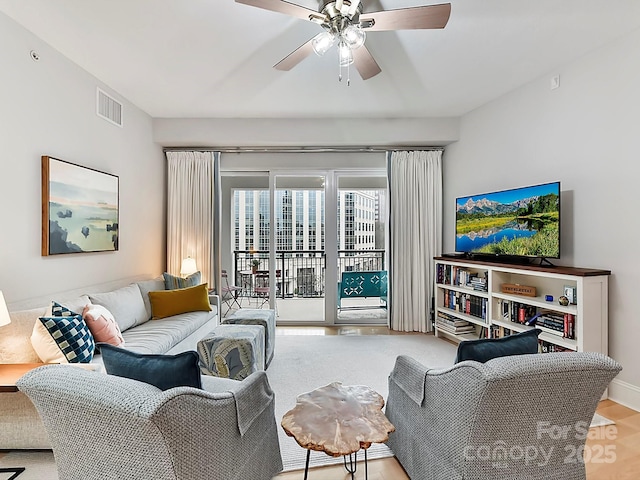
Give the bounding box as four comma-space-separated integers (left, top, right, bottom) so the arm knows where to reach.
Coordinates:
163, 271, 202, 290
37, 314, 95, 363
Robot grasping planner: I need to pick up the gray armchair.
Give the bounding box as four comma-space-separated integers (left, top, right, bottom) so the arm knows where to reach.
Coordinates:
385, 352, 621, 480
17, 365, 283, 480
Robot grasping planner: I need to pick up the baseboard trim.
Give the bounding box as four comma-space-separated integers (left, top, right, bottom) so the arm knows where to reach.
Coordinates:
608, 379, 640, 412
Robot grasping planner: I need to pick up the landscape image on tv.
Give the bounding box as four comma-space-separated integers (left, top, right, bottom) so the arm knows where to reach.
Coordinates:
455, 182, 560, 258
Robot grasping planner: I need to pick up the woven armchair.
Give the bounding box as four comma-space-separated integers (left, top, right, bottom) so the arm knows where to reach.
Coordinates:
385, 352, 621, 480
17, 365, 283, 480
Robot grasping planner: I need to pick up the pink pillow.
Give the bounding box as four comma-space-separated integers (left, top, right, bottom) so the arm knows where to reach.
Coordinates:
82, 303, 125, 347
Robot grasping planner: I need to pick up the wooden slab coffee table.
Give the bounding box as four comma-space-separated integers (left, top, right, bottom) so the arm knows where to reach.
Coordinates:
281, 382, 395, 480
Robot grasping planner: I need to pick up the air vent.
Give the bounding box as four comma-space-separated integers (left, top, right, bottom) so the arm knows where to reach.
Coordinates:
96, 87, 123, 127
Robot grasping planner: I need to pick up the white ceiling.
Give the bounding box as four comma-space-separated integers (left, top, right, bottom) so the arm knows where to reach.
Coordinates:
2, 0, 640, 119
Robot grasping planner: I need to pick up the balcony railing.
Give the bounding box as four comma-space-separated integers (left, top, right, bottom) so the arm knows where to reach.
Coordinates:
232, 249, 385, 299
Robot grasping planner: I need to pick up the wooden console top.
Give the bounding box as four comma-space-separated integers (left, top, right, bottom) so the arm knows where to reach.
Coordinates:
0, 363, 48, 392
434, 256, 611, 277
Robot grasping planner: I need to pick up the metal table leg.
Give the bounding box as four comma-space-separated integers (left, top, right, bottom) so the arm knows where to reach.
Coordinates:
303, 449, 310, 480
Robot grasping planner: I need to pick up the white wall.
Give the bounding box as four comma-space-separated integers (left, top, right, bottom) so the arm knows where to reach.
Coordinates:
154, 117, 460, 147
445, 28, 640, 408
0, 12, 165, 307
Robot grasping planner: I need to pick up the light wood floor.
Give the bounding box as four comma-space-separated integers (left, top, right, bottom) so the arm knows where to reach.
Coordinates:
274, 326, 640, 480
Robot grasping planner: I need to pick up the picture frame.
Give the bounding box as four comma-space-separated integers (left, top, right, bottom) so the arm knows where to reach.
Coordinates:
563, 285, 577, 305
42, 156, 119, 256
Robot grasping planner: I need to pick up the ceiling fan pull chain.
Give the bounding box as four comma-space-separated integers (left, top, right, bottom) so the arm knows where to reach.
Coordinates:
347, 62, 351, 87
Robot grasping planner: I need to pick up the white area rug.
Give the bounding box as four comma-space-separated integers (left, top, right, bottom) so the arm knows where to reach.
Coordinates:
590, 413, 615, 427
268, 333, 458, 471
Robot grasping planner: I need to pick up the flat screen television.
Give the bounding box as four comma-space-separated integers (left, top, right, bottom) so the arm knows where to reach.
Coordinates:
455, 181, 561, 261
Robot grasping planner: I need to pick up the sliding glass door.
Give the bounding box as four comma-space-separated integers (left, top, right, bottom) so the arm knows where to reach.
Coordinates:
335, 173, 388, 325
270, 172, 331, 324
222, 152, 388, 325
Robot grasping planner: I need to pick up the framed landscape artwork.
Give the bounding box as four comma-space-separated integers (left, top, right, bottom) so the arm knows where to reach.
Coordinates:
41, 156, 119, 256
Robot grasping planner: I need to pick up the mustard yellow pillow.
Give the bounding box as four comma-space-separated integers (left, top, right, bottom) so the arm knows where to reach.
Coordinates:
149, 283, 211, 319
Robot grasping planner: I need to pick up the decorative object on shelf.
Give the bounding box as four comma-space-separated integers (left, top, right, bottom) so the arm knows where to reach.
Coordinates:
563, 285, 577, 304
41, 156, 119, 256
545, 295, 554, 302
558, 295, 570, 306
501, 283, 537, 297
180, 257, 198, 278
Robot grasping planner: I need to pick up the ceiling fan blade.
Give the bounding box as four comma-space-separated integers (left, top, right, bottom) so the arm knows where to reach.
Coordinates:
352, 46, 382, 80
273, 39, 315, 71
360, 3, 451, 31
235, 0, 320, 22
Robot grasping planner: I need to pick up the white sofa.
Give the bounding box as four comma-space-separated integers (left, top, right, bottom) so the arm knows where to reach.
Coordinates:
0, 275, 220, 449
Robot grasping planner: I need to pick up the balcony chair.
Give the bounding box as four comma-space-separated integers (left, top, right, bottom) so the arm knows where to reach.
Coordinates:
254, 270, 280, 310
385, 352, 621, 480
17, 365, 283, 480
221, 269, 242, 316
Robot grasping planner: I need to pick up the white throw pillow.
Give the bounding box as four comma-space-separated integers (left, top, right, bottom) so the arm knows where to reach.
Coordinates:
31, 318, 67, 364
89, 284, 147, 332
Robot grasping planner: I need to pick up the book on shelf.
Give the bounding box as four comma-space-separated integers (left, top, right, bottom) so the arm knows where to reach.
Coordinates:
436, 263, 488, 292
437, 311, 470, 327
501, 301, 537, 325
525, 310, 575, 339
436, 321, 476, 334
538, 340, 574, 353
490, 324, 515, 339
442, 289, 487, 320
457, 332, 481, 341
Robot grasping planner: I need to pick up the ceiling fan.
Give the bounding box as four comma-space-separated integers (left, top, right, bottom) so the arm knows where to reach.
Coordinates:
235, 0, 451, 82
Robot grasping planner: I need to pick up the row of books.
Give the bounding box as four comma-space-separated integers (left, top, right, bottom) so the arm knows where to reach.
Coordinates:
539, 340, 574, 353
489, 326, 576, 353
442, 289, 488, 320
501, 300, 537, 324
499, 300, 576, 339
534, 311, 576, 339
436, 264, 488, 292
435, 312, 476, 334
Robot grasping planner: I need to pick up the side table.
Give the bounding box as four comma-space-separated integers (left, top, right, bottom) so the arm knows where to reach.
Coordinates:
0, 363, 47, 392
281, 382, 395, 480
0, 363, 47, 479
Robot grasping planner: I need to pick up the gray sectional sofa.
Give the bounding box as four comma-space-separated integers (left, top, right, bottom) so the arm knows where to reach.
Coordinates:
0, 275, 220, 449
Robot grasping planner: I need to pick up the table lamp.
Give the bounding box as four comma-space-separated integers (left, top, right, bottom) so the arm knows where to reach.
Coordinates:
0, 291, 11, 327
180, 257, 198, 278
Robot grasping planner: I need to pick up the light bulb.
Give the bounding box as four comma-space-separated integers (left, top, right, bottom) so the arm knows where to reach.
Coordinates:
342, 24, 366, 50
338, 42, 354, 66
312, 31, 336, 56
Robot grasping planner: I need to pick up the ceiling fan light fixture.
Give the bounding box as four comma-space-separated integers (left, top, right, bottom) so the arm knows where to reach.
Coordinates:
338, 41, 354, 66
312, 31, 336, 56
341, 24, 366, 49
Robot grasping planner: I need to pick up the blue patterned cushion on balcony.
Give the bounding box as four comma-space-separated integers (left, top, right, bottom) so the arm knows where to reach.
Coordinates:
197, 324, 265, 381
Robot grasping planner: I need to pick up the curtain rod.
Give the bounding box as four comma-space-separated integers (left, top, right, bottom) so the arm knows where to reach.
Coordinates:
162, 146, 445, 154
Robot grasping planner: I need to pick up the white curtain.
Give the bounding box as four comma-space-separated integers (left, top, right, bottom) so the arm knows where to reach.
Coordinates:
388, 150, 442, 332
166, 151, 221, 292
